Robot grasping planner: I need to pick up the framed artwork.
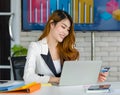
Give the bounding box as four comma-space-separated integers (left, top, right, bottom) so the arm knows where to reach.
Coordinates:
22, 0, 120, 31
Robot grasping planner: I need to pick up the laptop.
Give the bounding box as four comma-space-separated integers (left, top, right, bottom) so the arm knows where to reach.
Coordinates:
59, 60, 102, 86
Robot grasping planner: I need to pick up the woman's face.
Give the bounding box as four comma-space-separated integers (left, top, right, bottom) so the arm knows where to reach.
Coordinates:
50, 18, 70, 43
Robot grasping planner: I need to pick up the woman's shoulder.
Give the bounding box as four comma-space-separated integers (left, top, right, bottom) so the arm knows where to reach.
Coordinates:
28, 38, 48, 55
29, 38, 48, 49
29, 41, 42, 50
29, 41, 40, 47
30, 38, 47, 45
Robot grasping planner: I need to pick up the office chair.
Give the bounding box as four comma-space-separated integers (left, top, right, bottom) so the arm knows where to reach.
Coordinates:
8, 55, 26, 80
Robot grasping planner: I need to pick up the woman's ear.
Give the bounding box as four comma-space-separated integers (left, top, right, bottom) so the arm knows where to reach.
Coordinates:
50, 20, 54, 23
50, 20, 54, 29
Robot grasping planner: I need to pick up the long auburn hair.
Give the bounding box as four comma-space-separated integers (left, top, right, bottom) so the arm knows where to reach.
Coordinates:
38, 10, 79, 65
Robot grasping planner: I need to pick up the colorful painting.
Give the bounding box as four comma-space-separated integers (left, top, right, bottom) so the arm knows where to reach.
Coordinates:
22, 0, 120, 31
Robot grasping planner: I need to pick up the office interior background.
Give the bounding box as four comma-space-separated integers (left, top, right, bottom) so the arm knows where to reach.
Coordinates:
0, 0, 120, 81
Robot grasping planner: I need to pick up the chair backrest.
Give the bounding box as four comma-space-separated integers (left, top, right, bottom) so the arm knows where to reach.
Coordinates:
10, 56, 26, 80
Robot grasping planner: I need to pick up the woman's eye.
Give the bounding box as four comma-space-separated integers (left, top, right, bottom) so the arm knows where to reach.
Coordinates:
61, 25, 65, 29
67, 29, 70, 32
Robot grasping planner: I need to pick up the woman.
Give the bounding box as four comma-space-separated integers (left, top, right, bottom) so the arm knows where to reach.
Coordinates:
23, 10, 108, 84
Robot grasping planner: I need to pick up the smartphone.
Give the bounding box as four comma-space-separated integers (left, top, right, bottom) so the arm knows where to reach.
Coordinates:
101, 67, 110, 73
88, 84, 111, 90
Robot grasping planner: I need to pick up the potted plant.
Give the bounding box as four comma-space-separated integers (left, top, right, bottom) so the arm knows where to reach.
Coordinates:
11, 45, 28, 57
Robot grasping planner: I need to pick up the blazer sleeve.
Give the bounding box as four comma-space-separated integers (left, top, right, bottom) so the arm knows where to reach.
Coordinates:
23, 42, 50, 84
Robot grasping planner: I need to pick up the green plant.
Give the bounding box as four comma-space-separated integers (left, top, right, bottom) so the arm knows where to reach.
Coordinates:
11, 45, 28, 57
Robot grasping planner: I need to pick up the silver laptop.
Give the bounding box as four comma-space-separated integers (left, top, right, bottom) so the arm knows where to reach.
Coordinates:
59, 60, 102, 86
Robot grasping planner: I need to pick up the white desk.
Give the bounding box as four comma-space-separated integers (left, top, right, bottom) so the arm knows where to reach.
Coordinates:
0, 82, 120, 95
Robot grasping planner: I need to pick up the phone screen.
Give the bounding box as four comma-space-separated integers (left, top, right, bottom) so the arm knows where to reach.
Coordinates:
88, 84, 111, 90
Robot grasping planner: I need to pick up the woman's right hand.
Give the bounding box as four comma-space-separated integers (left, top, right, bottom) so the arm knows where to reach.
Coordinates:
48, 77, 60, 84
98, 72, 108, 82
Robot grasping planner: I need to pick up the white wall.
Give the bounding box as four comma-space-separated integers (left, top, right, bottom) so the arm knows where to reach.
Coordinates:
11, 0, 21, 46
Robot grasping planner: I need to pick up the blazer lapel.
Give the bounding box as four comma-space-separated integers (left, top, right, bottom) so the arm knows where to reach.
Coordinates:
40, 38, 61, 77
41, 51, 58, 76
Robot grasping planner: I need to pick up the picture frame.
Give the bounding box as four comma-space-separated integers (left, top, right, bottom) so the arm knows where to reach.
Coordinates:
22, 0, 120, 31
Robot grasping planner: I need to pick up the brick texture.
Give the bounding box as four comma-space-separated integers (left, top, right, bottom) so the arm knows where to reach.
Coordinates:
20, 31, 120, 82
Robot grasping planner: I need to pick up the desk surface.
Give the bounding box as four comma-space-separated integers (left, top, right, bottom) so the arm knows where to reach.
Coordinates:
0, 82, 120, 95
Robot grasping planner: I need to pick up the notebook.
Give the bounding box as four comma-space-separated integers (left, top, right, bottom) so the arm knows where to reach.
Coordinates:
59, 60, 102, 86
0, 81, 41, 93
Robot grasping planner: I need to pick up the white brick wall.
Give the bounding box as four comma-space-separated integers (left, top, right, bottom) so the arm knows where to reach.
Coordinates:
20, 31, 120, 82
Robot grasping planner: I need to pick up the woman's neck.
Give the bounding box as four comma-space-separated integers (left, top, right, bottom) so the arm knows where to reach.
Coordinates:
47, 35, 58, 49
46, 35, 60, 60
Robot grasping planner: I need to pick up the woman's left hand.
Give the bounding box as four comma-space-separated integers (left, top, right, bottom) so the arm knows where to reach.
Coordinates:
98, 72, 109, 82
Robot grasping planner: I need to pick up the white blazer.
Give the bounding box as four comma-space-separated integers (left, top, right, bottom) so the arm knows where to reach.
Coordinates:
23, 38, 60, 84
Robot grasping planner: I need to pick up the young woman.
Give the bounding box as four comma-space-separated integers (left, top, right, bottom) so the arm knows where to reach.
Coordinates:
23, 10, 108, 84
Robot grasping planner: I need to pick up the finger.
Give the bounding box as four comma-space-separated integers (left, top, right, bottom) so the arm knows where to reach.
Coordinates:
99, 77, 107, 82
100, 72, 108, 77
100, 76, 107, 81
